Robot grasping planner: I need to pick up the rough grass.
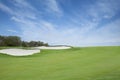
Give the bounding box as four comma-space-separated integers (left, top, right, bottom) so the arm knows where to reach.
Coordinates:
0, 46, 120, 80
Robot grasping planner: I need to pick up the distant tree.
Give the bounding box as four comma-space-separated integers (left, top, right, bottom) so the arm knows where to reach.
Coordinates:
4, 36, 21, 46
28, 41, 35, 47
27, 41, 49, 47
44, 43, 49, 46
22, 41, 29, 47
0, 35, 49, 47
37, 41, 44, 46
0, 35, 6, 46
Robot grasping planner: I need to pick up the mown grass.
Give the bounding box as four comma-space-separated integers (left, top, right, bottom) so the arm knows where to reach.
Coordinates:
0, 46, 120, 80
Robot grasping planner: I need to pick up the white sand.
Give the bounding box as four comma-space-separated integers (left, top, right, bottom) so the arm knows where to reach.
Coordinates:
0, 46, 71, 56
0, 49, 40, 56
34, 46, 71, 50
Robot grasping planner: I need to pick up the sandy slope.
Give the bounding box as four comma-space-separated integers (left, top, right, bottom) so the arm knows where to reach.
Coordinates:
0, 49, 40, 56
0, 46, 71, 56
34, 46, 71, 49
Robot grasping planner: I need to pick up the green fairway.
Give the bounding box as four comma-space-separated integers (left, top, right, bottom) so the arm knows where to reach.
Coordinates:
0, 46, 120, 80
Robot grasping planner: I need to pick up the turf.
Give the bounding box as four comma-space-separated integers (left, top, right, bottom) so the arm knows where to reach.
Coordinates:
0, 46, 120, 80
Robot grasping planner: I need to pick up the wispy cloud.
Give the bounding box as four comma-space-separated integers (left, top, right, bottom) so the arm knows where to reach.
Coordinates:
0, 0, 37, 19
0, 3, 13, 14
87, 0, 120, 21
45, 0, 62, 15
17, 0, 120, 46
7, 29, 17, 33
0, 0, 120, 46
12, 0, 38, 19
12, 0, 35, 10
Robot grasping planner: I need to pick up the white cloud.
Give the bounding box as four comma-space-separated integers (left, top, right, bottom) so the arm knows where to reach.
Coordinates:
0, 0, 120, 46
45, 0, 62, 15
12, 0, 35, 10
7, 29, 17, 33
0, 1, 37, 19
0, 3, 14, 14
87, 0, 120, 21
12, 0, 37, 19
79, 19, 120, 44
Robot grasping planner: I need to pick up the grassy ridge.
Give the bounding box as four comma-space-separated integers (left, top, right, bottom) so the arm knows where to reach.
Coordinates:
0, 46, 120, 80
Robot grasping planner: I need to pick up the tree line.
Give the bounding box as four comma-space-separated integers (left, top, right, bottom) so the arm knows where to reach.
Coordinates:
0, 35, 48, 47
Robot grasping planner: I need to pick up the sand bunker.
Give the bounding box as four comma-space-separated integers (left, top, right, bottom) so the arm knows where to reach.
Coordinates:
34, 46, 71, 50
0, 49, 40, 56
0, 46, 71, 56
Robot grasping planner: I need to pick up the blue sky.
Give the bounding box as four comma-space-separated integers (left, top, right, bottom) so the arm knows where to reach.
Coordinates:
0, 0, 120, 46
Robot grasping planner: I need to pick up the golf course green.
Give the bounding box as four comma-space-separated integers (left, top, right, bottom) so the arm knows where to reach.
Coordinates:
0, 46, 120, 80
